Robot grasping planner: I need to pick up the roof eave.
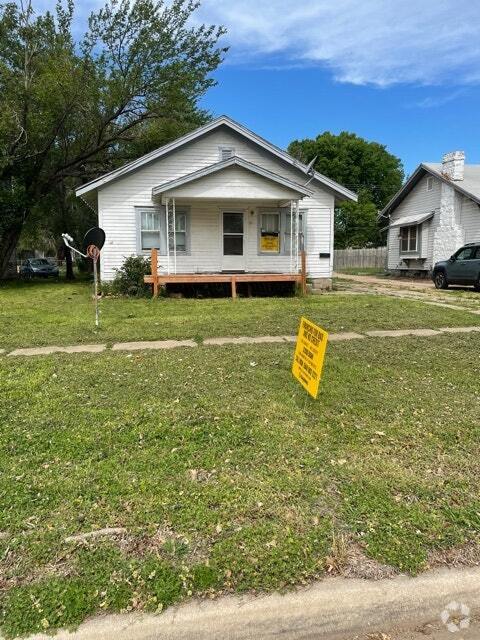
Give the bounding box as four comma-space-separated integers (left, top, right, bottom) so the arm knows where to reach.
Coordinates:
75, 115, 357, 201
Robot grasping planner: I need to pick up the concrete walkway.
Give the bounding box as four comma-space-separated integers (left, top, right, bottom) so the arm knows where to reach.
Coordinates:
23, 566, 480, 640
3, 326, 480, 358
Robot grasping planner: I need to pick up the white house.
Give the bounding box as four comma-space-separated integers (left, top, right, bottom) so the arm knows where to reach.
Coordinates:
383, 151, 480, 274
76, 116, 356, 290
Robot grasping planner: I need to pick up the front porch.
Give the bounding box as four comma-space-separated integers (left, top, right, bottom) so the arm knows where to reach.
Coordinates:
145, 247, 307, 297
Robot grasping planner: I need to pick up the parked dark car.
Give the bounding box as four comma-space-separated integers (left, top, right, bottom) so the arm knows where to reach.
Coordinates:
432, 243, 480, 290
20, 258, 59, 278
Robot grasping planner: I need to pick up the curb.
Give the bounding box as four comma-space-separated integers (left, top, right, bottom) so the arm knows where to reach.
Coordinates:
23, 566, 480, 640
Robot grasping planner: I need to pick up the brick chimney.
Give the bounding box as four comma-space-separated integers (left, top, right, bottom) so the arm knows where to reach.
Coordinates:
441, 151, 465, 181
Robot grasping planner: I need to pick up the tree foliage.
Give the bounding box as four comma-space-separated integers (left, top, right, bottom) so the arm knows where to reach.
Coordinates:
0, 0, 226, 276
288, 131, 404, 248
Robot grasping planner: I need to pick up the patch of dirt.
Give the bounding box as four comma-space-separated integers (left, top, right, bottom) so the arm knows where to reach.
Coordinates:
427, 541, 480, 569
118, 525, 210, 564
326, 540, 398, 581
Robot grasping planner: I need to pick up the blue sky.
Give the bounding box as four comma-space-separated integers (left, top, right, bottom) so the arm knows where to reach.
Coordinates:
38, 0, 480, 176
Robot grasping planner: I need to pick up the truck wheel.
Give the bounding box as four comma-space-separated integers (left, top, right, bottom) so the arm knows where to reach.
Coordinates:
434, 271, 448, 289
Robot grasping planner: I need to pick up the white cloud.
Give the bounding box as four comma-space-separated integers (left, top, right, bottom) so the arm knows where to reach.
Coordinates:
196, 0, 480, 86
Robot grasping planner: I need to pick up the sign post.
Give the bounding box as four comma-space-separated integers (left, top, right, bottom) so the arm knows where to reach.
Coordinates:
292, 317, 329, 399
62, 227, 105, 328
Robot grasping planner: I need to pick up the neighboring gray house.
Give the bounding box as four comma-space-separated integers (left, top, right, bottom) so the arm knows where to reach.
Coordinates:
383, 151, 480, 274
76, 116, 357, 288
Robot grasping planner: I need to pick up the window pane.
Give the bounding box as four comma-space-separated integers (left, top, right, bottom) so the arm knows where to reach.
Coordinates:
142, 231, 160, 250
176, 231, 186, 251
141, 211, 160, 231
223, 213, 243, 234
261, 213, 279, 233
224, 235, 243, 255
409, 226, 417, 251
175, 213, 186, 232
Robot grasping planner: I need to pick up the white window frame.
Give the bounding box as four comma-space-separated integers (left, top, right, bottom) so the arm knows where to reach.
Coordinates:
399, 224, 418, 253
426, 176, 434, 192
138, 207, 166, 253
257, 208, 306, 256
136, 205, 190, 255
219, 145, 235, 162
258, 210, 281, 254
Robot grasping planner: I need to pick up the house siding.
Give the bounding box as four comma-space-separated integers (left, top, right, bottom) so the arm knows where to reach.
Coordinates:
98, 127, 334, 280
387, 174, 441, 271
459, 195, 480, 243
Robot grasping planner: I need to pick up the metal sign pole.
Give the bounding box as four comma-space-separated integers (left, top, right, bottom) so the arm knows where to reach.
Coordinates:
62, 232, 104, 330
93, 255, 99, 327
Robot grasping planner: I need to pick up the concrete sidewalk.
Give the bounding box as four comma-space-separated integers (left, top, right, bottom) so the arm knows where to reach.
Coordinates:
3, 325, 480, 357
23, 566, 480, 640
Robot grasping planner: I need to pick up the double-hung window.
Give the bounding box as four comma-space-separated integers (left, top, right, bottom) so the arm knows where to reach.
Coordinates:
140, 210, 164, 251
284, 210, 304, 254
139, 207, 189, 254
400, 225, 418, 253
260, 212, 280, 253
258, 208, 306, 254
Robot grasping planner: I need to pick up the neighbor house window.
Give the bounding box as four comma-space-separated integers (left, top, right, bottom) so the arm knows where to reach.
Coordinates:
400, 225, 418, 252
141, 210, 164, 250
426, 176, 434, 191
219, 146, 235, 161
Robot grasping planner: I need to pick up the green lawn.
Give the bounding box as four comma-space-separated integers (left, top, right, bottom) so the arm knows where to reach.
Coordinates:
1, 279, 480, 350
1, 334, 480, 637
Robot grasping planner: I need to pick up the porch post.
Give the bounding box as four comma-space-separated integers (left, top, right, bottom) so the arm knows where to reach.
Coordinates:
295, 200, 300, 273
172, 197, 177, 275
165, 197, 170, 275
290, 200, 294, 274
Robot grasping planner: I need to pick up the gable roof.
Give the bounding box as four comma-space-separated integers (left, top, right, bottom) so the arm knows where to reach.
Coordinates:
382, 162, 480, 218
76, 116, 357, 202
152, 156, 314, 198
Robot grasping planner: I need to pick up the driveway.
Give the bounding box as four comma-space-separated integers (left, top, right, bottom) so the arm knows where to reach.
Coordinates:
334, 272, 435, 290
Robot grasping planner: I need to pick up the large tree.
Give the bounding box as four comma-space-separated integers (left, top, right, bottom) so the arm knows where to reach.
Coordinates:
0, 0, 226, 277
288, 131, 404, 248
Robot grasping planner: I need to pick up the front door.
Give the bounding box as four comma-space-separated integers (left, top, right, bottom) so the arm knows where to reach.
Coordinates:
222, 211, 245, 272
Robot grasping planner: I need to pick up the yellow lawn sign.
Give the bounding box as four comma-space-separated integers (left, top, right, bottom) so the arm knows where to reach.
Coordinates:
292, 317, 329, 399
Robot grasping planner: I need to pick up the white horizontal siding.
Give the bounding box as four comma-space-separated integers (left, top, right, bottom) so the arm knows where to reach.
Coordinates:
98, 126, 335, 281
387, 174, 441, 270
459, 196, 480, 243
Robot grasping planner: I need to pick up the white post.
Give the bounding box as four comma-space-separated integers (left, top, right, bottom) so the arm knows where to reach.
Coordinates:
165, 197, 170, 275
290, 200, 294, 274
295, 200, 300, 272
173, 197, 177, 275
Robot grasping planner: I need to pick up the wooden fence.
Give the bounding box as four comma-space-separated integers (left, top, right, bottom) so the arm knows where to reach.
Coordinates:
333, 247, 387, 270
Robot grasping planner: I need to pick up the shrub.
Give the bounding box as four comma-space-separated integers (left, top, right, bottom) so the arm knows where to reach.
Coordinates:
108, 255, 152, 297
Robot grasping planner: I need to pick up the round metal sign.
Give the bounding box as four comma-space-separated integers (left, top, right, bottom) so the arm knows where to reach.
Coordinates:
82, 227, 105, 254
86, 244, 101, 260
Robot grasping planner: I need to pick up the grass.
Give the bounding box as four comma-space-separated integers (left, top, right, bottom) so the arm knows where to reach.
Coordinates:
1, 334, 480, 637
1, 279, 480, 350
335, 267, 386, 276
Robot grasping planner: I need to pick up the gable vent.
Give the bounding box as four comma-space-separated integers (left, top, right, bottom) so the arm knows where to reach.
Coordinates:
219, 146, 235, 161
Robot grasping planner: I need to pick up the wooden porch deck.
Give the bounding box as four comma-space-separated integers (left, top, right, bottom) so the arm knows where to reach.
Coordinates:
145, 249, 306, 298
